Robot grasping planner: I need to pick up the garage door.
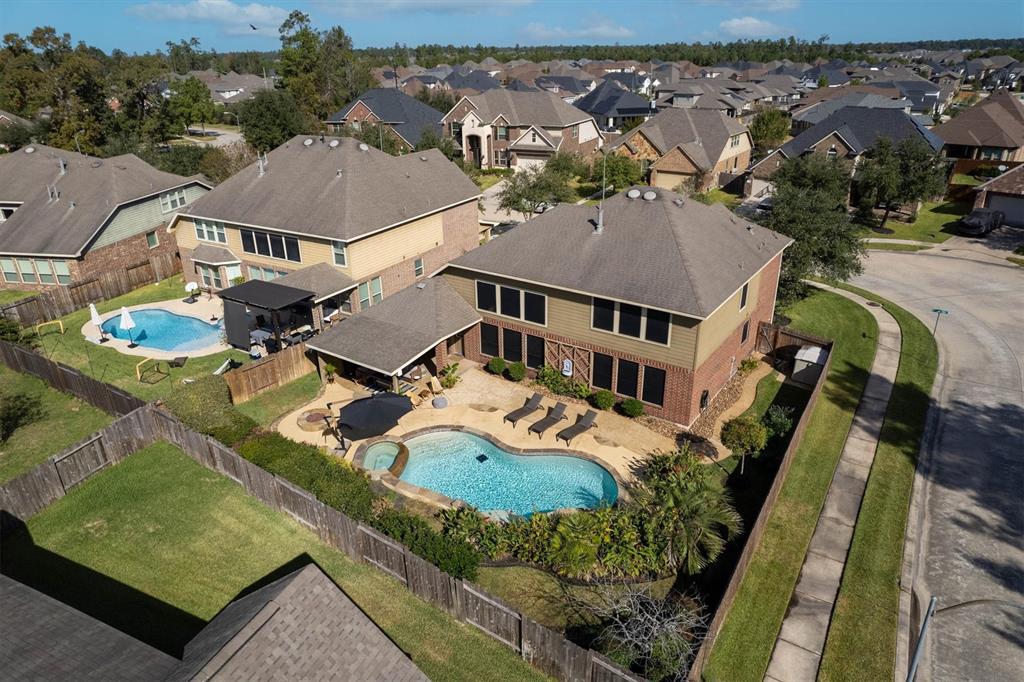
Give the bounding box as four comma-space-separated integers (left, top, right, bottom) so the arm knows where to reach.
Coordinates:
652, 171, 690, 190
986, 192, 1024, 227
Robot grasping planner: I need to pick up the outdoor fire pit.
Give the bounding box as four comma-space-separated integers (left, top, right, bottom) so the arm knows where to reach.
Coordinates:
297, 408, 332, 432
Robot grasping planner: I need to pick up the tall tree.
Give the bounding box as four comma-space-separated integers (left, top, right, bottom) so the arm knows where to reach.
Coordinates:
239, 89, 308, 151
278, 11, 321, 117
749, 106, 790, 153
168, 75, 214, 134
498, 165, 574, 220
856, 138, 947, 230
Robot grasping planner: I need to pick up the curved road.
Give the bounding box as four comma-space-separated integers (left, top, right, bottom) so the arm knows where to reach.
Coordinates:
851, 240, 1024, 682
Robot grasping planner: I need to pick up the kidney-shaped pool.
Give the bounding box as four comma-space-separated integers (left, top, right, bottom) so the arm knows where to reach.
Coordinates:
365, 430, 618, 516
101, 309, 223, 352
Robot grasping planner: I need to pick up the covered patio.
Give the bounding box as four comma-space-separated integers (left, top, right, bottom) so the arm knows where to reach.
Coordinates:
217, 279, 316, 354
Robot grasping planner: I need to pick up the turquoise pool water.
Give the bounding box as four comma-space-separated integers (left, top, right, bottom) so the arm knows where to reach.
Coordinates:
101, 309, 222, 352
369, 431, 618, 516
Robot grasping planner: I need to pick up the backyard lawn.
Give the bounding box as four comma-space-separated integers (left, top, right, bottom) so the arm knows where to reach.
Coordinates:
699, 188, 742, 210
235, 370, 322, 427
0, 364, 113, 484
866, 200, 969, 243
0, 288, 30, 306
704, 289, 878, 682
0, 442, 548, 682
30, 274, 248, 402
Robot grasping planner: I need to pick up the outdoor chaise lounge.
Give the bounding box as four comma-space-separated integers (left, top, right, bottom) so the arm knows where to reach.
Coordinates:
528, 402, 568, 438
556, 409, 598, 445
168, 356, 188, 368
503, 392, 543, 427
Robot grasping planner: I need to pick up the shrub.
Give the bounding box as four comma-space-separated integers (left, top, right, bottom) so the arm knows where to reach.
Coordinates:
763, 404, 795, 440
486, 357, 507, 375
721, 415, 768, 457
0, 391, 45, 442
162, 375, 256, 445
739, 357, 760, 375
506, 361, 527, 382
0, 318, 34, 346
620, 398, 645, 418
590, 389, 616, 411
375, 508, 480, 579
535, 364, 592, 399
439, 362, 460, 389
236, 432, 376, 521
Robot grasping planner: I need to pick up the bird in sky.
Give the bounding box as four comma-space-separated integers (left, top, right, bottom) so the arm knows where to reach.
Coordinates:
249, 24, 258, 31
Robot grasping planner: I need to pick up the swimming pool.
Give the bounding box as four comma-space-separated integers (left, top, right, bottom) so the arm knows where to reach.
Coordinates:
101, 309, 223, 352
365, 430, 618, 516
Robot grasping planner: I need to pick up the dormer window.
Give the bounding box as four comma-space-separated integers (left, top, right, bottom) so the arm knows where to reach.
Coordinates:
159, 188, 187, 213
826, 145, 838, 160
531, 131, 538, 143
496, 126, 508, 140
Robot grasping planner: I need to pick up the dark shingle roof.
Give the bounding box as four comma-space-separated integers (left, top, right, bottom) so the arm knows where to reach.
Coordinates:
505, 79, 539, 92
792, 93, 910, 125
275, 262, 356, 301
445, 70, 502, 92
308, 277, 480, 375
613, 107, 747, 171
183, 136, 479, 242
535, 75, 592, 95
448, 188, 791, 319
935, 90, 1024, 149
574, 80, 652, 119
780, 106, 943, 158
326, 89, 444, 147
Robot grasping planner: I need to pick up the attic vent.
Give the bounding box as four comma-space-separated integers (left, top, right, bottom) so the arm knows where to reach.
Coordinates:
626, 189, 641, 199
358, 143, 370, 152
23, 146, 35, 154
642, 190, 657, 201
303, 138, 314, 146
329, 139, 340, 148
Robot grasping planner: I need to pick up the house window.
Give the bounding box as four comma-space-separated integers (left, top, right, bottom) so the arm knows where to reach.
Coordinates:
195, 219, 226, 243
531, 132, 537, 143
53, 260, 71, 284
480, 322, 499, 356
358, 277, 383, 309
642, 365, 666, 406
16, 258, 35, 283
502, 328, 523, 363
500, 286, 521, 318
618, 303, 642, 338
146, 230, 159, 249
414, 258, 424, 277
645, 309, 670, 345
240, 228, 300, 262
526, 334, 545, 369
730, 135, 741, 148
496, 126, 508, 140
616, 359, 639, 398
741, 320, 750, 344
571, 125, 578, 139
592, 352, 613, 390
34, 260, 54, 284
740, 283, 749, 309
332, 241, 347, 266
592, 297, 616, 331
592, 297, 671, 346
523, 292, 545, 325
1, 258, 18, 283
826, 145, 838, 160
476, 281, 497, 312
249, 265, 286, 281
159, 188, 187, 212
494, 149, 509, 167
476, 280, 546, 325
197, 264, 222, 288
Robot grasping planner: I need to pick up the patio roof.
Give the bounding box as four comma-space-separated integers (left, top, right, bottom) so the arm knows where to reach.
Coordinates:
275, 263, 356, 303
216, 279, 315, 310
308, 278, 480, 376
191, 243, 240, 265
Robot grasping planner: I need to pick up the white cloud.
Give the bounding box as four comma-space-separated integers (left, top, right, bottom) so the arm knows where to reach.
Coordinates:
719, 16, 785, 38
523, 19, 636, 42
126, 0, 288, 37
699, 0, 799, 11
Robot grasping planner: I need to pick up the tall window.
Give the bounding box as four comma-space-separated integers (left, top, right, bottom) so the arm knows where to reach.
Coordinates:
1, 258, 19, 283
502, 328, 523, 363
195, 219, 226, 243
332, 240, 347, 266
591, 297, 671, 345
414, 258, 424, 277
16, 258, 35, 283
741, 319, 750, 344
53, 260, 71, 284
159, 188, 187, 212
642, 366, 666, 406
358, 277, 383, 308
197, 264, 222, 288
240, 228, 300, 262
476, 281, 497, 312
616, 360, 639, 398
571, 125, 578, 138
496, 126, 508, 140
476, 280, 545, 325
592, 352, 613, 390
740, 283, 749, 309
480, 323, 499, 356
35, 260, 54, 284
526, 334, 545, 369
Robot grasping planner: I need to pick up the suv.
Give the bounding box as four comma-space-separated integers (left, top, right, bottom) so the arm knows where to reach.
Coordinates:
959, 208, 1005, 236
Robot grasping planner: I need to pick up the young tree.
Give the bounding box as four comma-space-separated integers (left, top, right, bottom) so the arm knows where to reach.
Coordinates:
720, 415, 768, 475
817, 73, 829, 88
545, 151, 587, 179
592, 152, 642, 191
0, 123, 32, 151
857, 137, 947, 230
749, 107, 790, 152
414, 126, 459, 160
168, 76, 214, 134
415, 87, 458, 115
342, 121, 402, 155
239, 89, 308, 152
497, 165, 574, 220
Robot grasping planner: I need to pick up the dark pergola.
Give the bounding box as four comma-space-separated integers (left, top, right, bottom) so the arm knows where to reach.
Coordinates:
217, 279, 315, 350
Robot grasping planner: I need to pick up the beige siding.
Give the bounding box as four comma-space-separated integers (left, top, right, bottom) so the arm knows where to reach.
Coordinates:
173, 217, 339, 274
92, 184, 207, 249
693, 268, 762, 366
347, 213, 444, 280
443, 268, 699, 369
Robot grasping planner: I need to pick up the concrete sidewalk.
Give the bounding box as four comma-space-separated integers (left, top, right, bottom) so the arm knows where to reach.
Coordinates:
765, 285, 903, 681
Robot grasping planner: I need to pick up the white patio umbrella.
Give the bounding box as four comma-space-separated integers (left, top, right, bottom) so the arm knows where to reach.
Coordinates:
89, 303, 108, 343
185, 281, 199, 303
119, 306, 137, 348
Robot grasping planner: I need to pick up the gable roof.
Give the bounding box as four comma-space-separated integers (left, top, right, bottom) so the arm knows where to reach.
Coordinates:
535, 75, 592, 95
792, 92, 911, 125
275, 262, 356, 302
448, 187, 790, 319
935, 90, 1024, 149
181, 136, 479, 243
326, 89, 444, 147
444, 69, 501, 92
0, 109, 32, 128
574, 80, 652, 119
505, 78, 539, 92
975, 162, 1024, 195
461, 89, 593, 128
780, 106, 943, 158
614, 107, 747, 171
185, 70, 271, 103
0, 144, 207, 257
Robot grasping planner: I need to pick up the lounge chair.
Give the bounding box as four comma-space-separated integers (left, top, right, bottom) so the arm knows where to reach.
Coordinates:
168, 356, 188, 368
528, 402, 568, 438
556, 410, 598, 445
503, 392, 543, 427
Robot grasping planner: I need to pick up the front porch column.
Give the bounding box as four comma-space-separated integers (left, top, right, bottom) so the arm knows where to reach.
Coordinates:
391, 374, 400, 393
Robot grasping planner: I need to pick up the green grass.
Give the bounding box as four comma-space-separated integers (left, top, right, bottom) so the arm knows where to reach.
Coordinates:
31, 274, 248, 402
0, 288, 30, 306
1, 442, 548, 682
704, 290, 878, 682
699, 188, 742, 210
474, 174, 503, 192
235, 371, 322, 427
818, 284, 938, 682
866, 242, 932, 252
0, 365, 113, 484
866, 200, 968, 243
950, 173, 981, 186
1008, 256, 1024, 267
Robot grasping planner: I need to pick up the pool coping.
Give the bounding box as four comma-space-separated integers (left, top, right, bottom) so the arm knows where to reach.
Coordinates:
352, 424, 630, 516
79, 301, 232, 360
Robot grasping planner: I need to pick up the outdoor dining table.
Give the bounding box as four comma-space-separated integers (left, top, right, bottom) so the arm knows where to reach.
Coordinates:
250, 329, 273, 345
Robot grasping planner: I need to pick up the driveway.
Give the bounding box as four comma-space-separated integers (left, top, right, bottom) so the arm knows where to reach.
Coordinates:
850, 246, 1024, 681
479, 179, 514, 225
184, 125, 244, 148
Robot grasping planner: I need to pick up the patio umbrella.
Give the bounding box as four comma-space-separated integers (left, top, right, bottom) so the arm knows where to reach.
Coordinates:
89, 303, 107, 343
337, 393, 413, 441
185, 281, 199, 303
119, 306, 137, 348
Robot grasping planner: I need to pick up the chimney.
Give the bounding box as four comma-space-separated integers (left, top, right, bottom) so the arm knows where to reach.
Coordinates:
257, 157, 265, 177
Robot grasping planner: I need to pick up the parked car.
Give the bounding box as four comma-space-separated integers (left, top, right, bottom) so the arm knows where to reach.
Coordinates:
959, 208, 1005, 236
534, 202, 554, 214
756, 196, 774, 213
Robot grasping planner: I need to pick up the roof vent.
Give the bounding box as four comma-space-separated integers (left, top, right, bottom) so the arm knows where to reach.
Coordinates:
358, 143, 370, 152
416, 282, 427, 289
58, 158, 67, 174
673, 198, 684, 207
626, 189, 641, 199
336, 169, 343, 176
23, 146, 35, 154
91, 160, 102, 168
642, 190, 657, 201
303, 138, 314, 146
329, 139, 340, 148
420, 156, 428, 161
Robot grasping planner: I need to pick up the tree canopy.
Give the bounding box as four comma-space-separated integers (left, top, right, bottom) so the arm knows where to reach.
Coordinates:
498, 165, 575, 221
749, 107, 790, 153
239, 89, 309, 152
856, 138, 947, 229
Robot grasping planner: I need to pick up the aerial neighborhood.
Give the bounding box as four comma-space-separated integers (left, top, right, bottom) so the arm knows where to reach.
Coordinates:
0, 6, 1021, 682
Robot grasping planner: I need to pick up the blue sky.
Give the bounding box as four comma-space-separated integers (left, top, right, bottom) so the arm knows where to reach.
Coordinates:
1, 0, 1021, 54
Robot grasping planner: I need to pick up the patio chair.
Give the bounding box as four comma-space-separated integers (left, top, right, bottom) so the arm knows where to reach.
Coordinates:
503, 392, 543, 427
556, 410, 598, 445
168, 356, 189, 368
528, 402, 568, 438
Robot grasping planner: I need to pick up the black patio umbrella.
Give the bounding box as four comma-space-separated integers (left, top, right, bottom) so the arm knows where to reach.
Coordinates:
336, 393, 414, 441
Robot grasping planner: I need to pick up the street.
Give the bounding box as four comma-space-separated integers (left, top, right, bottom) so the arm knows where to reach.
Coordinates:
851, 236, 1024, 682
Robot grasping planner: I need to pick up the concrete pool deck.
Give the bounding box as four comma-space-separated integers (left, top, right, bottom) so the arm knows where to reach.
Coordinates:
79, 296, 231, 360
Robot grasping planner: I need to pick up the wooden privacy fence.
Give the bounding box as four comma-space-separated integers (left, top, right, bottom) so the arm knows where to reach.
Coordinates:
0, 404, 642, 682
756, 321, 831, 357
0, 339, 144, 416
0, 252, 179, 327
687, 332, 834, 680
223, 342, 317, 404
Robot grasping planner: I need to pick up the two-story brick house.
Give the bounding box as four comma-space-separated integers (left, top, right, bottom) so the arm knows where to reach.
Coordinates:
168, 136, 480, 329
0, 144, 209, 292
441, 90, 603, 171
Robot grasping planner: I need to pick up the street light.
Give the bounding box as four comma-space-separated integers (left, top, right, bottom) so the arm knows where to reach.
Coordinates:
931, 308, 949, 335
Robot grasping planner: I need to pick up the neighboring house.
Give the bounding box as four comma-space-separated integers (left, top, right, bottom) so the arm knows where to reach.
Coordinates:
971, 162, 1024, 226
0, 109, 32, 129
751, 106, 943, 180
324, 89, 444, 151
505, 79, 539, 92
611, 107, 752, 190
534, 75, 594, 104
934, 90, 1024, 161
654, 79, 789, 121
437, 188, 792, 426
870, 78, 946, 115
574, 79, 654, 132
444, 69, 502, 97
184, 70, 272, 104
790, 92, 911, 133
0, 145, 209, 292
603, 71, 658, 96
442, 90, 603, 171
168, 136, 480, 328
